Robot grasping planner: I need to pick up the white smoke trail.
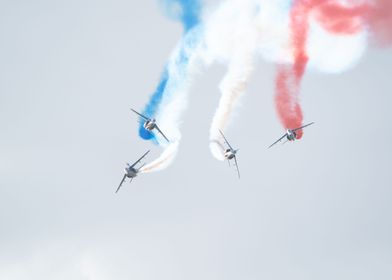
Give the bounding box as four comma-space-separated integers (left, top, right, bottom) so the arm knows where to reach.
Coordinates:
209, 56, 256, 160
204, 0, 258, 160
140, 141, 180, 173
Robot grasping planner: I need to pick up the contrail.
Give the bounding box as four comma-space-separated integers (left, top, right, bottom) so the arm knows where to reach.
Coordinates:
137, 0, 392, 172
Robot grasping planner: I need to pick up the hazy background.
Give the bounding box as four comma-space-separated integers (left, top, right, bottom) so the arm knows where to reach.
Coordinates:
1, 1, 391, 279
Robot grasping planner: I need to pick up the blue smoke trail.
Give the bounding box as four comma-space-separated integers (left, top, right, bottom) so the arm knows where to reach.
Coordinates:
139, 68, 169, 140
139, 0, 201, 141
161, 0, 201, 32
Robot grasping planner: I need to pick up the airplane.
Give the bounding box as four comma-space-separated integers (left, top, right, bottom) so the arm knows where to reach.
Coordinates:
116, 150, 150, 193
268, 122, 314, 148
219, 130, 240, 179
130, 108, 170, 142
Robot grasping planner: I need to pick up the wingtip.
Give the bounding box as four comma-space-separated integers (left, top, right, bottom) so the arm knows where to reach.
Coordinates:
161, 134, 170, 143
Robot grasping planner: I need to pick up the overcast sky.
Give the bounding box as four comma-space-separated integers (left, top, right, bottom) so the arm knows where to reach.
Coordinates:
1, 1, 392, 280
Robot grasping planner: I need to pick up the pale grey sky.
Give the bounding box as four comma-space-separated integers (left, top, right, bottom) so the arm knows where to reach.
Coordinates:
1, 1, 392, 279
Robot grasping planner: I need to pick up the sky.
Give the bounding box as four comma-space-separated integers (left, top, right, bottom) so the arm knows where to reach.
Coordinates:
0, 0, 392, 279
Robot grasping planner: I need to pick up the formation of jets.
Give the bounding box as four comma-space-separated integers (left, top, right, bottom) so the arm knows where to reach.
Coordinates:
116, 108, 314, 192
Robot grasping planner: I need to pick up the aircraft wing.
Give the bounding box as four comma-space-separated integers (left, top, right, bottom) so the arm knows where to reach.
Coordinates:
292, 122, 314, 132
219, 130, 234, 150
234, 155, 240, 179
130, 108, 150, 121
155, 125, 170, 142
115, 174, 126, 193
268, 134, 286, 148
129, 150, 150, 169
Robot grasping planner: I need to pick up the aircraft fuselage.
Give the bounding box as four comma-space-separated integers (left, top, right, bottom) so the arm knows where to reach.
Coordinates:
224, 148, 236, 160
144, 119, 156, 131
286, 129, 297, 141
125, 166, 138, 178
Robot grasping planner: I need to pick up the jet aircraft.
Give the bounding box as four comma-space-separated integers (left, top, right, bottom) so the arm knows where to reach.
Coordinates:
116, 150, 150, 193
268, 122, 314, 148
131, 109, 170, 142
219, 130, 240, 179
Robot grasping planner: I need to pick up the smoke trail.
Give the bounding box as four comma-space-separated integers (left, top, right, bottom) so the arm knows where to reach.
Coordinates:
138, 0, 392, 171
274, 0, 386, 138
275, 65, 304, 138
141, 31, 203, 173
140, 142, 180, 173
139, 0, 201, 143
274, 0, 310, 139
138, 0, 202, 172
311, 0, 392, 46
206, 0, 259, 160
160, 0, 201, 32
368, 0, 392, 46
209, 55, 256, 160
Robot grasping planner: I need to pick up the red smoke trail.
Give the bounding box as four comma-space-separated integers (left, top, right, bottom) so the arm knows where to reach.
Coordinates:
275, 65, 304, 137
314, 2, 370, 35
368, 0, 392, 46
315, 0, 392, 45
274, 0, 392, 139
275, 0, 312, 139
